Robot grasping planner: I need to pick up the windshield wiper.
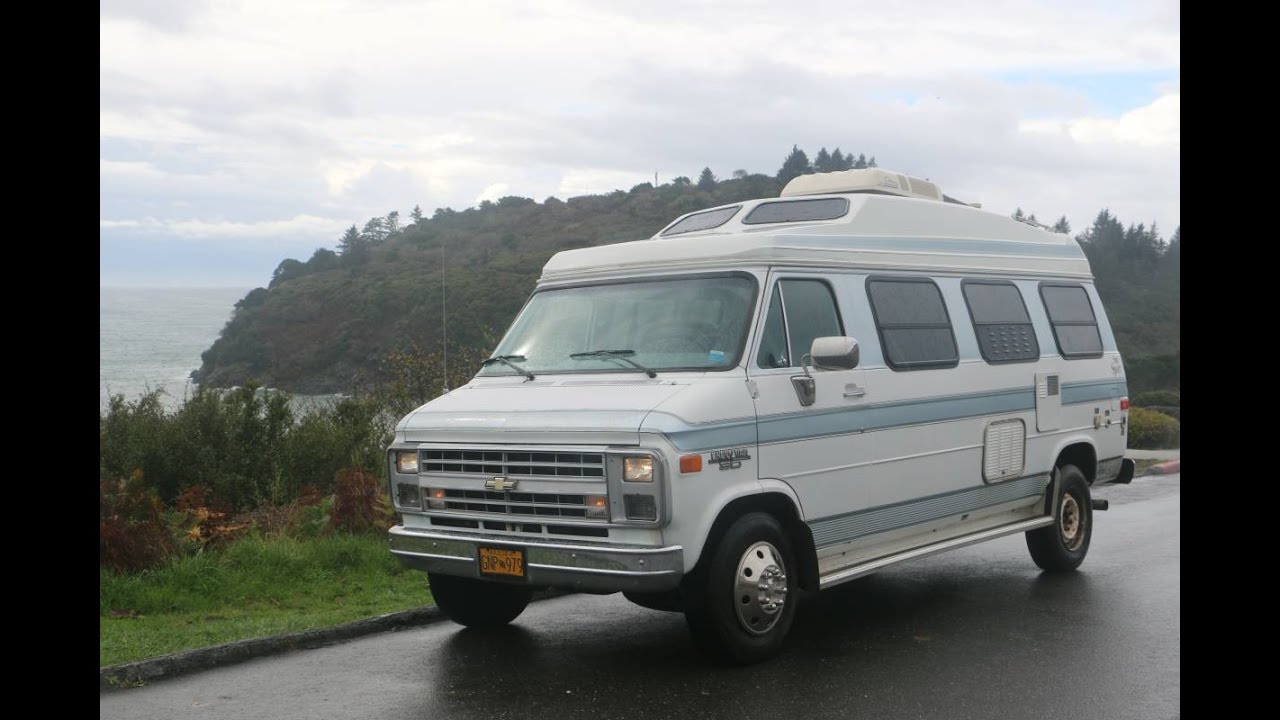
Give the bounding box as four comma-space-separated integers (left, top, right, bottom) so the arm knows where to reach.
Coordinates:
481, 354, 535, 381
569, 349, 657, 378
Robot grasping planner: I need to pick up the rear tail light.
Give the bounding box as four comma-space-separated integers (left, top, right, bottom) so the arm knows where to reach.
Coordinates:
1120, 398, 1130, 411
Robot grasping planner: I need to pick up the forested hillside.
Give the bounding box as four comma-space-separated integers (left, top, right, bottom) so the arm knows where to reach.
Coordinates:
194, 146, 1179, 394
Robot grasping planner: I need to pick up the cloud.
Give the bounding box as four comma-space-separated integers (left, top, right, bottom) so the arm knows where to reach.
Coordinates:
100, 0, 1180, 286
476, 183, 510, 204
1020, 91, 1179, 147
100, 214, 351, 244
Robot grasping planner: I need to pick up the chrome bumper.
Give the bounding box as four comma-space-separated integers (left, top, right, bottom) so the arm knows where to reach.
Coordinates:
388, 526, 684, 593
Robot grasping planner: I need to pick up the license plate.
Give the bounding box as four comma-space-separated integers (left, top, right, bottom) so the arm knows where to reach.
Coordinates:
478, 547, 526, 579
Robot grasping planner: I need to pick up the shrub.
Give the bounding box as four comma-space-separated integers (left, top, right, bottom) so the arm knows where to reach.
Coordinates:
331, 468, 393, 534
1128, 407, 1180, 449
1133, 390, 1180, 407
101, 471, 174, 574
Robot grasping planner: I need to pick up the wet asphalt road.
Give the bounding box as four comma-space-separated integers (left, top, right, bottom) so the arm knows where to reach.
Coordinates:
101, 475, 1180, 720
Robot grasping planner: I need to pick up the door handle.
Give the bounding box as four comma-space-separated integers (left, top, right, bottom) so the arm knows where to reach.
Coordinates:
843, 384, 865, 398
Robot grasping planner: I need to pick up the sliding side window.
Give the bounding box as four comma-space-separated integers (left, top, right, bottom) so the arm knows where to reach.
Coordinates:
962, 280, 1039, 363
866, 277, 959, 370
1039, 283, 1103, 358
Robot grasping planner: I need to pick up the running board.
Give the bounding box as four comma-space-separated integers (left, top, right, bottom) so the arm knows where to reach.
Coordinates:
818, 516, 1055, 590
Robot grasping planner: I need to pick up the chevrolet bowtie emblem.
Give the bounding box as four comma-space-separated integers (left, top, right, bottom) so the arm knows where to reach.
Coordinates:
485, 476, 517, 491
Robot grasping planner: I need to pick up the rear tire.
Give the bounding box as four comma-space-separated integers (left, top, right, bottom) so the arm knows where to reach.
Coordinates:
428, 572, 532, 628
1026, 464, 1093, 572
683, 512, 799, 665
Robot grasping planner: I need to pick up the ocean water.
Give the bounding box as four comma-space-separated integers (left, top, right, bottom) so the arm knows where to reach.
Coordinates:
100, 287, 249, 410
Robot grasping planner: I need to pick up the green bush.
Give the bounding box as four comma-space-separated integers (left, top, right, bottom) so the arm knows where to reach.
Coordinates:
1128, 407, 1180, 449
1133, 390, 1180, 407
100, 386, 394, 513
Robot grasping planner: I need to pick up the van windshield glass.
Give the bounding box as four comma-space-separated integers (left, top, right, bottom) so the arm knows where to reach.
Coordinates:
479, 276, 756, 375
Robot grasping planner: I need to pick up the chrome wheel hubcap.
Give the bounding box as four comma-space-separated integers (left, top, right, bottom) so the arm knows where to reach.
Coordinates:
734, 541, 788, 635
1060, 494, 1084, 551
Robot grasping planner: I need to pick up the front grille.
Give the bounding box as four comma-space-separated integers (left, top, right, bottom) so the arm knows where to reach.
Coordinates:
440, 489, 592, 518
422, 449, 604, 478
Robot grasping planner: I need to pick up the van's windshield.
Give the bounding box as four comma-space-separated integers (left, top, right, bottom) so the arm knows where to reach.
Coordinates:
478, 275, 757, 376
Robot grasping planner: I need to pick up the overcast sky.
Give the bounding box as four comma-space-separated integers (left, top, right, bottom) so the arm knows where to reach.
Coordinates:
100, 0, 1180, 287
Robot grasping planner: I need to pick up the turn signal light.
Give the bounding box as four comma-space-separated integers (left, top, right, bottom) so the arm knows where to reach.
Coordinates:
679, 454, 703, 474
426, 488, 446, 510
585, 495, 608, 519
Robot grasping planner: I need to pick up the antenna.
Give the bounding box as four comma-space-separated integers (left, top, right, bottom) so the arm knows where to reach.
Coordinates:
441, 243, 449, 393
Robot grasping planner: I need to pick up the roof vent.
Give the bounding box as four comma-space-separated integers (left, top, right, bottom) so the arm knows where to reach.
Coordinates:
780, 168, 946, 202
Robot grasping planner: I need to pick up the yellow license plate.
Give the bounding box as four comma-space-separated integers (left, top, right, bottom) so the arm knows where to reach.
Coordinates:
478, 547, 526, 578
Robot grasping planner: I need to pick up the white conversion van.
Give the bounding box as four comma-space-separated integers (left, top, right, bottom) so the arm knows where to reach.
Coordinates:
386, 168, 1134, 664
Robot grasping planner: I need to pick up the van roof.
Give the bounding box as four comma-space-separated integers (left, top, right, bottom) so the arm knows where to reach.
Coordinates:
540, 192, 1091, 283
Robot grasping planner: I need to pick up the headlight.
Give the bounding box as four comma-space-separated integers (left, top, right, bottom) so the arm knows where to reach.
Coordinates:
396, 484, 421, 509
623, 456, 654, 482
624, 494, 657, 521
396, 451, 419, 474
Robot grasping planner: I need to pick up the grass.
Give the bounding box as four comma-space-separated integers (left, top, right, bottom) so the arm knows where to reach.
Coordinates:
99, 533, 432, 667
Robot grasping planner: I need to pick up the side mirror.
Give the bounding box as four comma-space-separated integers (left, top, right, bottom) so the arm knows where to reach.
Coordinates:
810, 336, 860, 370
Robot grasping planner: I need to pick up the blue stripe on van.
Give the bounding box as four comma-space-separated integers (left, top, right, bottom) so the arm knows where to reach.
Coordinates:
788, 235, 1087, 259
647, 379, 1127, 451
1060, 379, 1127, 405
807, 472, 1051, 548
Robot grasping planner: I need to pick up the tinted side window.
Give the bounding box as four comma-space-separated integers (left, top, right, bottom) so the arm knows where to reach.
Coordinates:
742, 198, 849, 224
867, 277, 959, 370
962, 280, 1039, 363
755, 279, 843, 368
1039, 284, 1103, 358
756, 287, 790, 368
660, 206, 740, 236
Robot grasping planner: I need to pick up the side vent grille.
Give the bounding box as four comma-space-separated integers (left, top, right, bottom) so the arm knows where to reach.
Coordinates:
1046, 375, 1060, 396
983, 419, 1026, 482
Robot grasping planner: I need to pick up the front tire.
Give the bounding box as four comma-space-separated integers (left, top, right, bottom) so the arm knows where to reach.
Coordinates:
683, 512, 799, 665
1026, 464, 1093, 572
428, 572, 532, 628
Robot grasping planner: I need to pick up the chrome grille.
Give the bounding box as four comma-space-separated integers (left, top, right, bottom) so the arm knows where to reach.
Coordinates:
440, 489, 591, 518
421, 449, 604, 478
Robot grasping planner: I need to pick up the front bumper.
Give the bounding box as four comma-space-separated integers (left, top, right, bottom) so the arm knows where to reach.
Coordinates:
388, 525, 684, 593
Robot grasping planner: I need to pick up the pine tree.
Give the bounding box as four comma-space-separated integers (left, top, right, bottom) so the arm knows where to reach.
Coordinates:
410, 205, 424, 224
1012, 208, 1025, 221
1027, 213, 1038, 224
338, 225, 369, 263
361, 217, 387, 244
830, 148, 847, 170
814, 147, 832, 172
867, 156, 877, 168
777, 145, 812, 185
854, 153, 868, 169
697, 167, 717, 190
385, 210, 400, 236
1052, 216, 1071, 234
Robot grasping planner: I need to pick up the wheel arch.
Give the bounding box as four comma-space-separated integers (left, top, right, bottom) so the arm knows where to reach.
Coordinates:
1052, 438, 1098, 484
689, 490, 819, 593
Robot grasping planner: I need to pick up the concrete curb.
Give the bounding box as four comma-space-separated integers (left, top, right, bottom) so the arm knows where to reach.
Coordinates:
100, 606, 445, 692
1142, 460, 1181, 475
100, 589, 567, 692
